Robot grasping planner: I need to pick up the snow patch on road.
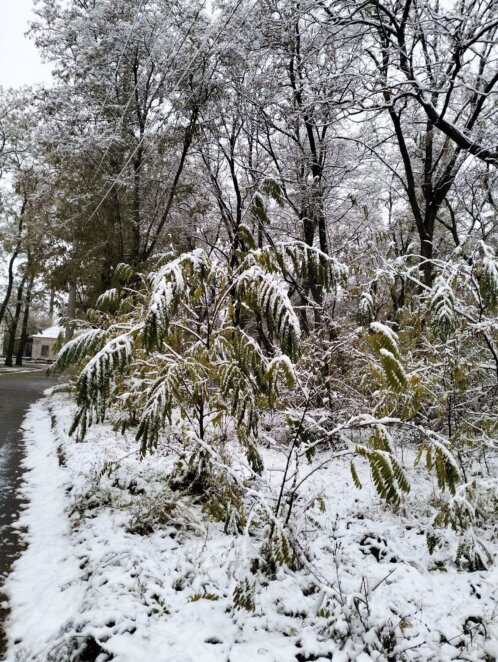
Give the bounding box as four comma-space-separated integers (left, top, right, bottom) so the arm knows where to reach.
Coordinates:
5, 399, 83, 660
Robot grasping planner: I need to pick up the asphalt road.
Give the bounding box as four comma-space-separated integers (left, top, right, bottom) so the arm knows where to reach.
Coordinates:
0, 368, 56, 658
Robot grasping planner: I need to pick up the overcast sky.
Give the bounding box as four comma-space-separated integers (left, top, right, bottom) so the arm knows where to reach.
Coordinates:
0, 0, 52, 88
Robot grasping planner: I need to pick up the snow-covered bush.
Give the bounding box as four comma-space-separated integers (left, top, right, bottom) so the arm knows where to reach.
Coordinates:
54, 241, 346, 536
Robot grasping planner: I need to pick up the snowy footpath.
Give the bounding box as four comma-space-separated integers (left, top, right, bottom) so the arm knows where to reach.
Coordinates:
4, 391, 498, 661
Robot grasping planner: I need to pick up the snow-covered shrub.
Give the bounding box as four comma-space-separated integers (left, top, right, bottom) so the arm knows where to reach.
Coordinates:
127, 491, 203, 536
53, 241, 346, 535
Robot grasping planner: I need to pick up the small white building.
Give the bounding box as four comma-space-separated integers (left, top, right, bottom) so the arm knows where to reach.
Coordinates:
31, 326, 64, 361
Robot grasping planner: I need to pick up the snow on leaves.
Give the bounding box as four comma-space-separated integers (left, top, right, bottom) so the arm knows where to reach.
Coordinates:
478, 242, 498, 309
430, 276, 456, 340
53, 327, 107, 373
368, 322, 407, 393
357, 290, 375, 326
145, 248, 208, 346
237, 265, 301, 361
70, 331, 135, 437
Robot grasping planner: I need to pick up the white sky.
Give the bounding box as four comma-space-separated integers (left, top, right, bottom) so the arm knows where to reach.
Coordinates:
0, 0, 52, 88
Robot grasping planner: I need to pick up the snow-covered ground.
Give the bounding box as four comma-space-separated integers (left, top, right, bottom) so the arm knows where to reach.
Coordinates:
4, 391, 498, 661
0, 367, 44, 375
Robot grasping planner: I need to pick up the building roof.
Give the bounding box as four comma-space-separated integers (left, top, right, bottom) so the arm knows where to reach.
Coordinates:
32, 325, 64, 340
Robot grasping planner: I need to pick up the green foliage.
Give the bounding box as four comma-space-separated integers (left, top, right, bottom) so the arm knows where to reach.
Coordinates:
426, 531, 442, 555
368, 322, 407, 393
237, 266, 301, 361
251, 193, 270, 225
356, 428, 410, 506
223, 503, 245, 535
95, 288, 120, 313
233, 579, 256, 612
477, 243, 498, 309
350, 461, 362, 489
58, 241, 314, 457
113, 262, 137, 284
244, 440, 264, 475
427, 478, 497, 569
271, 530, 293, 566
248, 241, 347, 293
378, 349, 408, 393
261, 531, 300, 573
283, 242, 347, 291
69, 331, 135, 437
368, 322, 399, 357
285, 415, 324, 462
52, 329, 67, 356
52, 328, 107, 373
357, 290, 375, 326
136, 366, 180, 453
145, 249, 208, 347
236, 223, 257, 251
455, 535, 492, 572
430, 276, 456, 340
282, 242, 348, 290
218, 353, 259, 438
416, 439, 460, 495
189, 592, 220, 602
261, 176, 284, 207
265, 356, 296, 405
433, 498, 472, 531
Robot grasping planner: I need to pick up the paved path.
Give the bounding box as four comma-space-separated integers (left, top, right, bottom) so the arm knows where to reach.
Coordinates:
0, 369, 57, 658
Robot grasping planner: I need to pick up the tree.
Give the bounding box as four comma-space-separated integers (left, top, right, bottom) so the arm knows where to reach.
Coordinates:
31, 0, 214, 310
313, 0, 498, 285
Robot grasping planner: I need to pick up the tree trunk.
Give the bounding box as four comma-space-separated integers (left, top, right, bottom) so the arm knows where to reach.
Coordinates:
65, 280, 77, 343
0, 252, 19, 329
4, 276, 27, 367
0, 199, 26, 327
49, 287, 56, 319
15, 275, 34, 366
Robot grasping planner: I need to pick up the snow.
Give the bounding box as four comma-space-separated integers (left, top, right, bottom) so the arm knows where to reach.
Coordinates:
238, 266, 301, 343
369, 322, 398, 347
0, 366, 42, 374
31, 325, 64, 339
5, 396, 84, 660
149, 249, 208, 324
4, 392, 498, 661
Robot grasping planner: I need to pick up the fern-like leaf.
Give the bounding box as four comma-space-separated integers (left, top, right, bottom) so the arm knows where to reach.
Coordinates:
136, 367, 180, 453
52, 328, 107, 373
478, 243, 498, 309
73, 331, 135, 434
357, 290, 375, 326
145, 249, 208, 346
237, 266, 301, 361
262, 176, 284, 207
430, 276, 455, 340
95, 288, 120, 312
357, 446, 410, 505
113, 262, 137, 284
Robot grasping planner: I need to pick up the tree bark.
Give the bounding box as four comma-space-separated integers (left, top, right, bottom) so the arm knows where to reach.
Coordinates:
65, 280, 77, 343
15, 275, 34, 366
4, 276, 27, 367
0, 198, 26, 327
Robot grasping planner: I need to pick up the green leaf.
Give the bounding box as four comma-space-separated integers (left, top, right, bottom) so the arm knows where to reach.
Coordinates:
350, 461, 362, 489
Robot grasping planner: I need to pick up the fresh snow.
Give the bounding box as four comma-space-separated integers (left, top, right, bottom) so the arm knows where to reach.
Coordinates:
30, 326, 64, 339
4, 392, 498, 661
5, 397, 84, 660
0, 367, 42, 375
